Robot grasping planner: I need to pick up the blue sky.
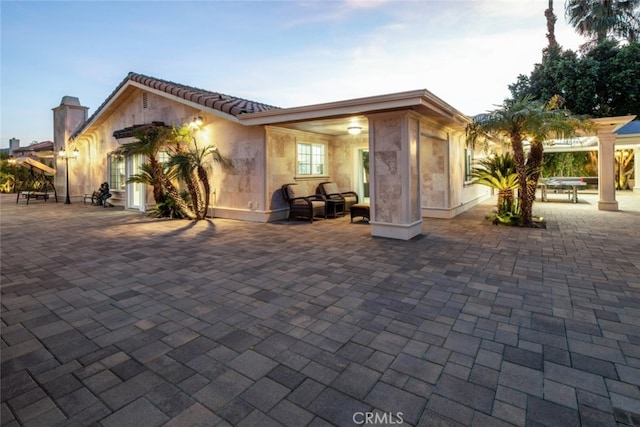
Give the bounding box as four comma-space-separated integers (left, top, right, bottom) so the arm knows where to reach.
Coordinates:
0, 0, 585, 149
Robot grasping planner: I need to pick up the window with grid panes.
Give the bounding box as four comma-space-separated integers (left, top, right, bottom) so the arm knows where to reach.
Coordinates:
108, 154, 125, 190
297, 142, 326, 176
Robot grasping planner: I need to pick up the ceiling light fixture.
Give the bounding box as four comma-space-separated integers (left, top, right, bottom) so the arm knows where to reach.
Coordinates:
348, 126, 362, 135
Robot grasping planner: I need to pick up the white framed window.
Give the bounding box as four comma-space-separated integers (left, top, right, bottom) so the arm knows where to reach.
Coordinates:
297, 142, 326, 176
464, 147, 473, 183
108, 153, 125, 190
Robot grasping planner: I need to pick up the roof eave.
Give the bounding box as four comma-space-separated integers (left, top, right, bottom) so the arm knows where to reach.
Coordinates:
239, 89, 470, 126
592, 115, 637, 133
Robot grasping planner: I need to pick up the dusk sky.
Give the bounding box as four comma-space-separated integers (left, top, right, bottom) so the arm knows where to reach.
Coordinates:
1, 0, 586, 149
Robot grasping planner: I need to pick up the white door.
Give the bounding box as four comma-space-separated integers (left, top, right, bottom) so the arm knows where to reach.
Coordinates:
355, 148, 370, 203
126, 154, 146, 211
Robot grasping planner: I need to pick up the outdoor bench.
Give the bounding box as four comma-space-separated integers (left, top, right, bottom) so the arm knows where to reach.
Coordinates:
20, 191, 49, 200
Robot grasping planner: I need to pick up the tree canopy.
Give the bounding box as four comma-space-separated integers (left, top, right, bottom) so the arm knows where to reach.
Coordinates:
509, 40, 640, 117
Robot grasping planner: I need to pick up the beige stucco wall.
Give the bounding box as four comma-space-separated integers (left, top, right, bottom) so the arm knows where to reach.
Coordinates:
329, 134, 367, 193
208, 118, 266, 219
70, 89, 198, 202
420, 120, 490, 218
67, 89, 268, 218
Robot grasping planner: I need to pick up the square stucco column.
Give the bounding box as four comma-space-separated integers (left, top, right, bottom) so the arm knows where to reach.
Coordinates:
597, 130, 619, 211
368, 111, 422, 240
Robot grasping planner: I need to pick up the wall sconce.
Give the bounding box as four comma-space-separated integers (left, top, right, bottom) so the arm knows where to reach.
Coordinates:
348, 126, 362, 135
192, 116, 204, 128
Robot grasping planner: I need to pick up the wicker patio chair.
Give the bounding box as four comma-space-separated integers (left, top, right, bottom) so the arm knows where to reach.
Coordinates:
317, 182, 359, 212
281, 184, 327, 222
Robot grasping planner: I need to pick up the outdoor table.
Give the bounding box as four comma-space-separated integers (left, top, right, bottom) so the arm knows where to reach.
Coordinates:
326, 199, 345, 218
538, 178, 587, 203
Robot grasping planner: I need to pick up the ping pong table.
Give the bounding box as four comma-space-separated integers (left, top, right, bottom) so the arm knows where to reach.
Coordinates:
538, 178, 587, 203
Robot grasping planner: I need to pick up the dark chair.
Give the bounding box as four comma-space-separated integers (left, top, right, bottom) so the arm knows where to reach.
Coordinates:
318, 182, 359, 212
281, 184, 327, 222
91, 182, 113, 207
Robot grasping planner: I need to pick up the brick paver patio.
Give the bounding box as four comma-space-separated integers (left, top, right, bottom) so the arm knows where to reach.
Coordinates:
1, 191, 639, 426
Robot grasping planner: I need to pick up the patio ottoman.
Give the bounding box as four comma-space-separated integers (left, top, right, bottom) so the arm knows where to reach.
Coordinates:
350, 203, 370, 223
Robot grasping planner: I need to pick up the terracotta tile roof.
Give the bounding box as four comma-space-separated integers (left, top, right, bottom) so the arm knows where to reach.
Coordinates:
71, 72, 280, 140
128, 72, 279, 115
12, 140, 54, 154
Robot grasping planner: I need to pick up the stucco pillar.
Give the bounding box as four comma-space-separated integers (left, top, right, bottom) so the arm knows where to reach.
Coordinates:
597, 130, 618, 211
368, 111, 422, 240
634, 147, 640, 191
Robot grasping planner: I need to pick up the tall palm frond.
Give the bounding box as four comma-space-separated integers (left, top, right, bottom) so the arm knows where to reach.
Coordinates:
565, 0, 640, 45
167, 143, 232, 220
166, 150, 202, 219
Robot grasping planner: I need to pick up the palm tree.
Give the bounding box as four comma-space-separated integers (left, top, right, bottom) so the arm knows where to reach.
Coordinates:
467, 95, 590, 227
565, 0, 640, 45
116, 126, 197, 219
472, 152, 519, 215
546, 0, 559, 48
166, 126, 232, 220
126, 162, 182, 218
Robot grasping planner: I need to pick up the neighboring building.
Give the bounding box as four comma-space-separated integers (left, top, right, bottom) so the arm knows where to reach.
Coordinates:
9, 138, 20, 155
54, 72, 495, 240
11, 140, 55, 159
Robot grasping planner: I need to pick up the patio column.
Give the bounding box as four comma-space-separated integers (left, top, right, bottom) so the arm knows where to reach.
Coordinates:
368, 111, 422, 240
634, 147, 640, 191
597, 129, 618, 211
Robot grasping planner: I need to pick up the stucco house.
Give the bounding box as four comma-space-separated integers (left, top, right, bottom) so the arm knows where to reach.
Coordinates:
53, 72, 497, 240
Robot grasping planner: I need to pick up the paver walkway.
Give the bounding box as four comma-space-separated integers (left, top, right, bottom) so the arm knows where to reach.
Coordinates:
1, 191, 639, 427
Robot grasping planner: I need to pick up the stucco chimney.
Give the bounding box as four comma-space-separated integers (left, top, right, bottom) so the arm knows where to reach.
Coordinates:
52, 96, 88, 151
52, 96, 89, 200
9, 138, 20, 155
